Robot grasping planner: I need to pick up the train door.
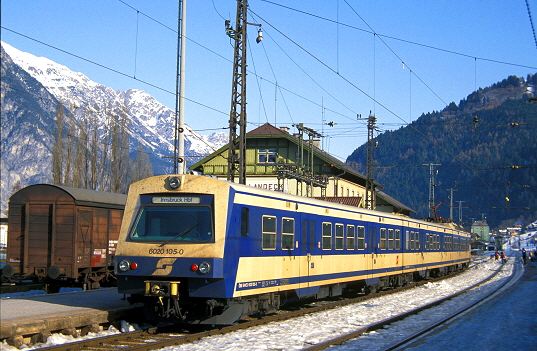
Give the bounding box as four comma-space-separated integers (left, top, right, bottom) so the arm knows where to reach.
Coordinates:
25, 203, 54, 278
298, 214, 316, 295
367, 225, 377, 280
77, 209, 93, 269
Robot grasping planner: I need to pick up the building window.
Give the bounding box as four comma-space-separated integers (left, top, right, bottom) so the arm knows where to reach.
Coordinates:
258, 148, 277, 163
262, 215, 276, 249
281, 217, 295, 250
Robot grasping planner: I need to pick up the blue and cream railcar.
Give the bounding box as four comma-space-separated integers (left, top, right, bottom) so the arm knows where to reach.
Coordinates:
115, 175, 470, 324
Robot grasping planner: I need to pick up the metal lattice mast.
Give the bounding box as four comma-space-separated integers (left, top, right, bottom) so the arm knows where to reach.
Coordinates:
424, 163, 441, 218
364, 112, 376, 210
227, 0, 248, 184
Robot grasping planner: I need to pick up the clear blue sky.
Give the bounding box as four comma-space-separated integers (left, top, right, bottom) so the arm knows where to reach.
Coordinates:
2, 0, 536, 161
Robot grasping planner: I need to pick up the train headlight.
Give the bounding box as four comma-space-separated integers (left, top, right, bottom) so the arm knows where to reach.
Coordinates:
198, 261, 211, 274
118, 259, 131, 272
169, 176, 181, 189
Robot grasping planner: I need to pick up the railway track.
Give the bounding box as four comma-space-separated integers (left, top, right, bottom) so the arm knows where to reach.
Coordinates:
0, 282, 45, 295
305, 258, 516, 351
24, 259, 502, 351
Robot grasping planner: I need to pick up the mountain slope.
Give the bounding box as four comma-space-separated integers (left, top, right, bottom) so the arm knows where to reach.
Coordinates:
0, 42, 227, 217
347, 75, 537, 230
1, 45, 60, 211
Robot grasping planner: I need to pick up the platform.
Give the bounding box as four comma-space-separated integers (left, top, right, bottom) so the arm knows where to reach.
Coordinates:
0, 288, 142, 342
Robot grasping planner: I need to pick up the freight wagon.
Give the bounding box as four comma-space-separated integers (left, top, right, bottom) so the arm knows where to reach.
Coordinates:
1, 184, 127, 293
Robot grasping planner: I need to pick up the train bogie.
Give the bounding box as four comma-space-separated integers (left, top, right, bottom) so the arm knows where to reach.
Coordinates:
115, 175, 471, 325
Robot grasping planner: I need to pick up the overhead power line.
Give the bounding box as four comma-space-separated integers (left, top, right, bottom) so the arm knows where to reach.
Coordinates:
261, 0, 537, 71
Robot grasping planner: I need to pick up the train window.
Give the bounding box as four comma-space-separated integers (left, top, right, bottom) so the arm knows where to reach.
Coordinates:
281, 217, 295, 250
322, 222, 332, 250
388, 229, 394, 250
130, 206, 213, 242
370, 227, 376, 250
410, 231, 417, 250
335, 223, 344, 250
395, 229, 401, 250
380, 228, 387, 250
405, 230, 410, 250
310, 220, 315, 251
241, 207, 249, 237
262, 215, 277, 249
346, 225, 355, 250
258, 148, 277, 163
357, 226, 365, 250
302, 220, 307, 251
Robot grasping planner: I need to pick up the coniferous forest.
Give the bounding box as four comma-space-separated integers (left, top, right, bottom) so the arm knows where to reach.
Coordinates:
347, 74, 537, 231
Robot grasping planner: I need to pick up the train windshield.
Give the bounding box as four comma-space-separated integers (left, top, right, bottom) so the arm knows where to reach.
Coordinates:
129, 206, 213, 242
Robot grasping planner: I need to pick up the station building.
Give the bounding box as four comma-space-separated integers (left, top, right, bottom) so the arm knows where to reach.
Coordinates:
190, 123, 415, 217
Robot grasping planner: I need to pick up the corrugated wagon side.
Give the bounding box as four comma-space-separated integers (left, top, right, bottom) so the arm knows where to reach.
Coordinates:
1, 184, 126, 292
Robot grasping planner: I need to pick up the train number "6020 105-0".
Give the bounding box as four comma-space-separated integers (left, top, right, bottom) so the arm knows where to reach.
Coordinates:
148, 248, 184, 255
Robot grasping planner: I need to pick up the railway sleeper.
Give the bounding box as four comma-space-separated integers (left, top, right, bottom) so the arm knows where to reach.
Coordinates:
4, 323, 106, 348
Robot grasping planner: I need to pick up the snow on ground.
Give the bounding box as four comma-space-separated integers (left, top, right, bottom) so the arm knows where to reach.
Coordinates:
0, 287, 82, 299
0, 253, 516, 351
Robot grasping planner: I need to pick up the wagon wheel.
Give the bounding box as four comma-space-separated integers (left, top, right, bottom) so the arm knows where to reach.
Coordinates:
44, 283, 61, 294
82, 274, 101, 290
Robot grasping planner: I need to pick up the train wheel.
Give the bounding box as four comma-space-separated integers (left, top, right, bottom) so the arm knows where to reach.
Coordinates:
364, 284, 378, 294
143, 302, 160, 326
44, 283, 61, 294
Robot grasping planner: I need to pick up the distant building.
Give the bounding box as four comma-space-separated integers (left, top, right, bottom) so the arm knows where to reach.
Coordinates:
190, 123, 416, 216
471, 220, 490, 243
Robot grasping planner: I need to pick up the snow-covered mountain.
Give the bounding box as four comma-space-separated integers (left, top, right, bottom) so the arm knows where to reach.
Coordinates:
0, 42, 227, 217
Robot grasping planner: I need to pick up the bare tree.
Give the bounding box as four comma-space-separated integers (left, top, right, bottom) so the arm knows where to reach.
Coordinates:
99, 105, 112, 191
132, 141, 154, 183
63, 112, 76, 186
88, 107, 99, 190
72, 112, 87, 189
52, 102, 65, 185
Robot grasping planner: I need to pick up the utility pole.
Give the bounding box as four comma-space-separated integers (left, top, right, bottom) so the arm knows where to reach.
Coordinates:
174, 0, 186, 174
225, 0, 262, 184
457, 200, 465, 225
447, 187, 457, 222
362, 112, 377, 210
226, 0, 248, 184
424, 163, 441, 218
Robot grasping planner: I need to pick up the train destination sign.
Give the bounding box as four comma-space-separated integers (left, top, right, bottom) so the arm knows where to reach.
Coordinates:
152, 196, 200, 204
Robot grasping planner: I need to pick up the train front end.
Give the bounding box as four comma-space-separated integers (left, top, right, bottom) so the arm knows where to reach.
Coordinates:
115, 175, 232, 324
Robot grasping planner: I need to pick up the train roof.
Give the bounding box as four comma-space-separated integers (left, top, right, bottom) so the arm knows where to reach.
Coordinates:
9, 184, 127, 209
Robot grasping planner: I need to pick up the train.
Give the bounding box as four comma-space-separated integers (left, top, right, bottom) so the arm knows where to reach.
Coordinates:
115, 175, 471, 325
1, 184, 127, 293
